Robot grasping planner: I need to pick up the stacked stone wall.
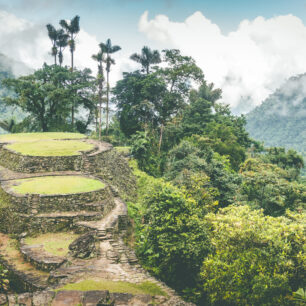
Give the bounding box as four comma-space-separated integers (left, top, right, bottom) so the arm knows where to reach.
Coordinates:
87, 149, 137, 199
0, 146, 83, 173
1, 182, 114, 214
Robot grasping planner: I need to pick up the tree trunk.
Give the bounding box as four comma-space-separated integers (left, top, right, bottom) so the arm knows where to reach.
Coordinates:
71, 49, 74, 71
99, 101, 102, 141
71, 49, 75, 129
158, 123, 164, 152
106, 71, 110, 135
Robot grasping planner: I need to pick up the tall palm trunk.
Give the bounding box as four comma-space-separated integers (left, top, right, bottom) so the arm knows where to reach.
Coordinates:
71, 47, 75, 129
106, 71, 110, 135
98, 78, 103, 141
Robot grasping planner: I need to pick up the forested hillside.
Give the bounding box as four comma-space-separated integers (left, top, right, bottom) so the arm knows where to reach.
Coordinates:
0, 53, 28, 134
246, 74, 306, 171
0, 15, 305, 305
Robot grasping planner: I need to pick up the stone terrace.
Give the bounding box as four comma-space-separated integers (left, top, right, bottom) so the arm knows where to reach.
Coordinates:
0, 133, 192, 305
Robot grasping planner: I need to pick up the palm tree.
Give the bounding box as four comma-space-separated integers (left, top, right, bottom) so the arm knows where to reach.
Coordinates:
99, 39, 121, 134
56, 29, 69, 67
59, 15, 80, 70
130, 46, 161, 75
92, 50, 106, 141
60, 15, 80, 129
46, 24, 59, 65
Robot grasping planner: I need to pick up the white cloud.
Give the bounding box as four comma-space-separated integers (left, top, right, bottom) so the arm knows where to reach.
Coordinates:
139, 11, 306, 113
0, 10, 128, 84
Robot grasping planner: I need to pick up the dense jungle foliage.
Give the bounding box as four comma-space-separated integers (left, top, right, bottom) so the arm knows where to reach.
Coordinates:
0, 16, 305, 305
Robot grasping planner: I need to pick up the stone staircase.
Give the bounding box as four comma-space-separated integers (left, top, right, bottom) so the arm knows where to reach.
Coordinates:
0, 137, 193, 305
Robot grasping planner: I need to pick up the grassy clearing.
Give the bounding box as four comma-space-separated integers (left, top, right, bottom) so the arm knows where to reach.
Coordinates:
6, 140, 94, 156
56, 279, 167, 296
0, 132, 85, 143
10, 176, 105, 195
25, 232, 78, 257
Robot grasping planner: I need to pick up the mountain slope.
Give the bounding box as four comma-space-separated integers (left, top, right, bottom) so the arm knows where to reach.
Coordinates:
246, 73, 306, 161
0, 53, 29, 134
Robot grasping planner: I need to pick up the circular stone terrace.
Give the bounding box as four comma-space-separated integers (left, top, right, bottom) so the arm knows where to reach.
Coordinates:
5, 175, 105, 196
0, 132, 86, 143
0, 175, 114, 216
0, 132, 112, 173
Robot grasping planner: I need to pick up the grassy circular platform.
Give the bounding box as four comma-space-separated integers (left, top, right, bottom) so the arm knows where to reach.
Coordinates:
57, 279, 166, 296
25, 233, 79, 257
5, 140, 94, 156
0, 132, 85, 143
9, 176, 105, 195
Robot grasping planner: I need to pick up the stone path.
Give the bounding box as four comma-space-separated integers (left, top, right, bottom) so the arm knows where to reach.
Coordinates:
0, 137, 193, 305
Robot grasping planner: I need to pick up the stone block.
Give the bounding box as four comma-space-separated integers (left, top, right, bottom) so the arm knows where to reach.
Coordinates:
51, 290, 83, 306
32, 291, 55, 306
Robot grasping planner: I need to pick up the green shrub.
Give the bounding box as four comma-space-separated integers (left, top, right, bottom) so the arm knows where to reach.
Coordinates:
201, 206, 305, 305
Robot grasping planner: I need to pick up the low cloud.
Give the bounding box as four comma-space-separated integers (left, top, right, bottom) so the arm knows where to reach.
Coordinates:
139, 11, 306, 113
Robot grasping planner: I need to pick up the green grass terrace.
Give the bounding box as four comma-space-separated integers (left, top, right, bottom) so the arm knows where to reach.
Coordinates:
7, 176, 105, 195
56, 279, 167, 296
0, 132, 86, 143
25, 232, 79, 257
5, 140, 94, 156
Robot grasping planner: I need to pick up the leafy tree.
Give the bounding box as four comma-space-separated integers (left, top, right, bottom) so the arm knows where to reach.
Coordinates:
239, 158, 306, 216
130, 131, 161, 176
100, 39, 121, 134
262, 147, 304, 179
165, 138, 241, 207
130, 46, 161, 75
134, 173, 211, 301
2, 64, 94, 132
114, 71, 166, 137
182, 81, 221, 136
202, 206, 305, 305
116, 49, 204, 150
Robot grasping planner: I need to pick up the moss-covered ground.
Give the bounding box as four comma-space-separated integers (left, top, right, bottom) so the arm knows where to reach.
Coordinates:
56, 279, 166, 296
6, 140, 94, 156
9, 176, 105, 195
0, 132, 85, 143
25, 233, 79, 257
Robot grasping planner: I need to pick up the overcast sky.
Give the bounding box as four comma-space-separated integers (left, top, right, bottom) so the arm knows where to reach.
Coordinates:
1, 0, 306, 113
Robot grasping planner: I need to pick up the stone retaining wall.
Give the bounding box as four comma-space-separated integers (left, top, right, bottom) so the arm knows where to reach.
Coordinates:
1, 182, 114, 214
87, 149, 137, 200
0, 146, 83, 173
0, 255, 49, 293
0, 290, 188, 306
28, 212, 105, 234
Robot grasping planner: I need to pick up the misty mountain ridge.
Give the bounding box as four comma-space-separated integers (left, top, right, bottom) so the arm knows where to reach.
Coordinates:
246, 73, 306, 165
